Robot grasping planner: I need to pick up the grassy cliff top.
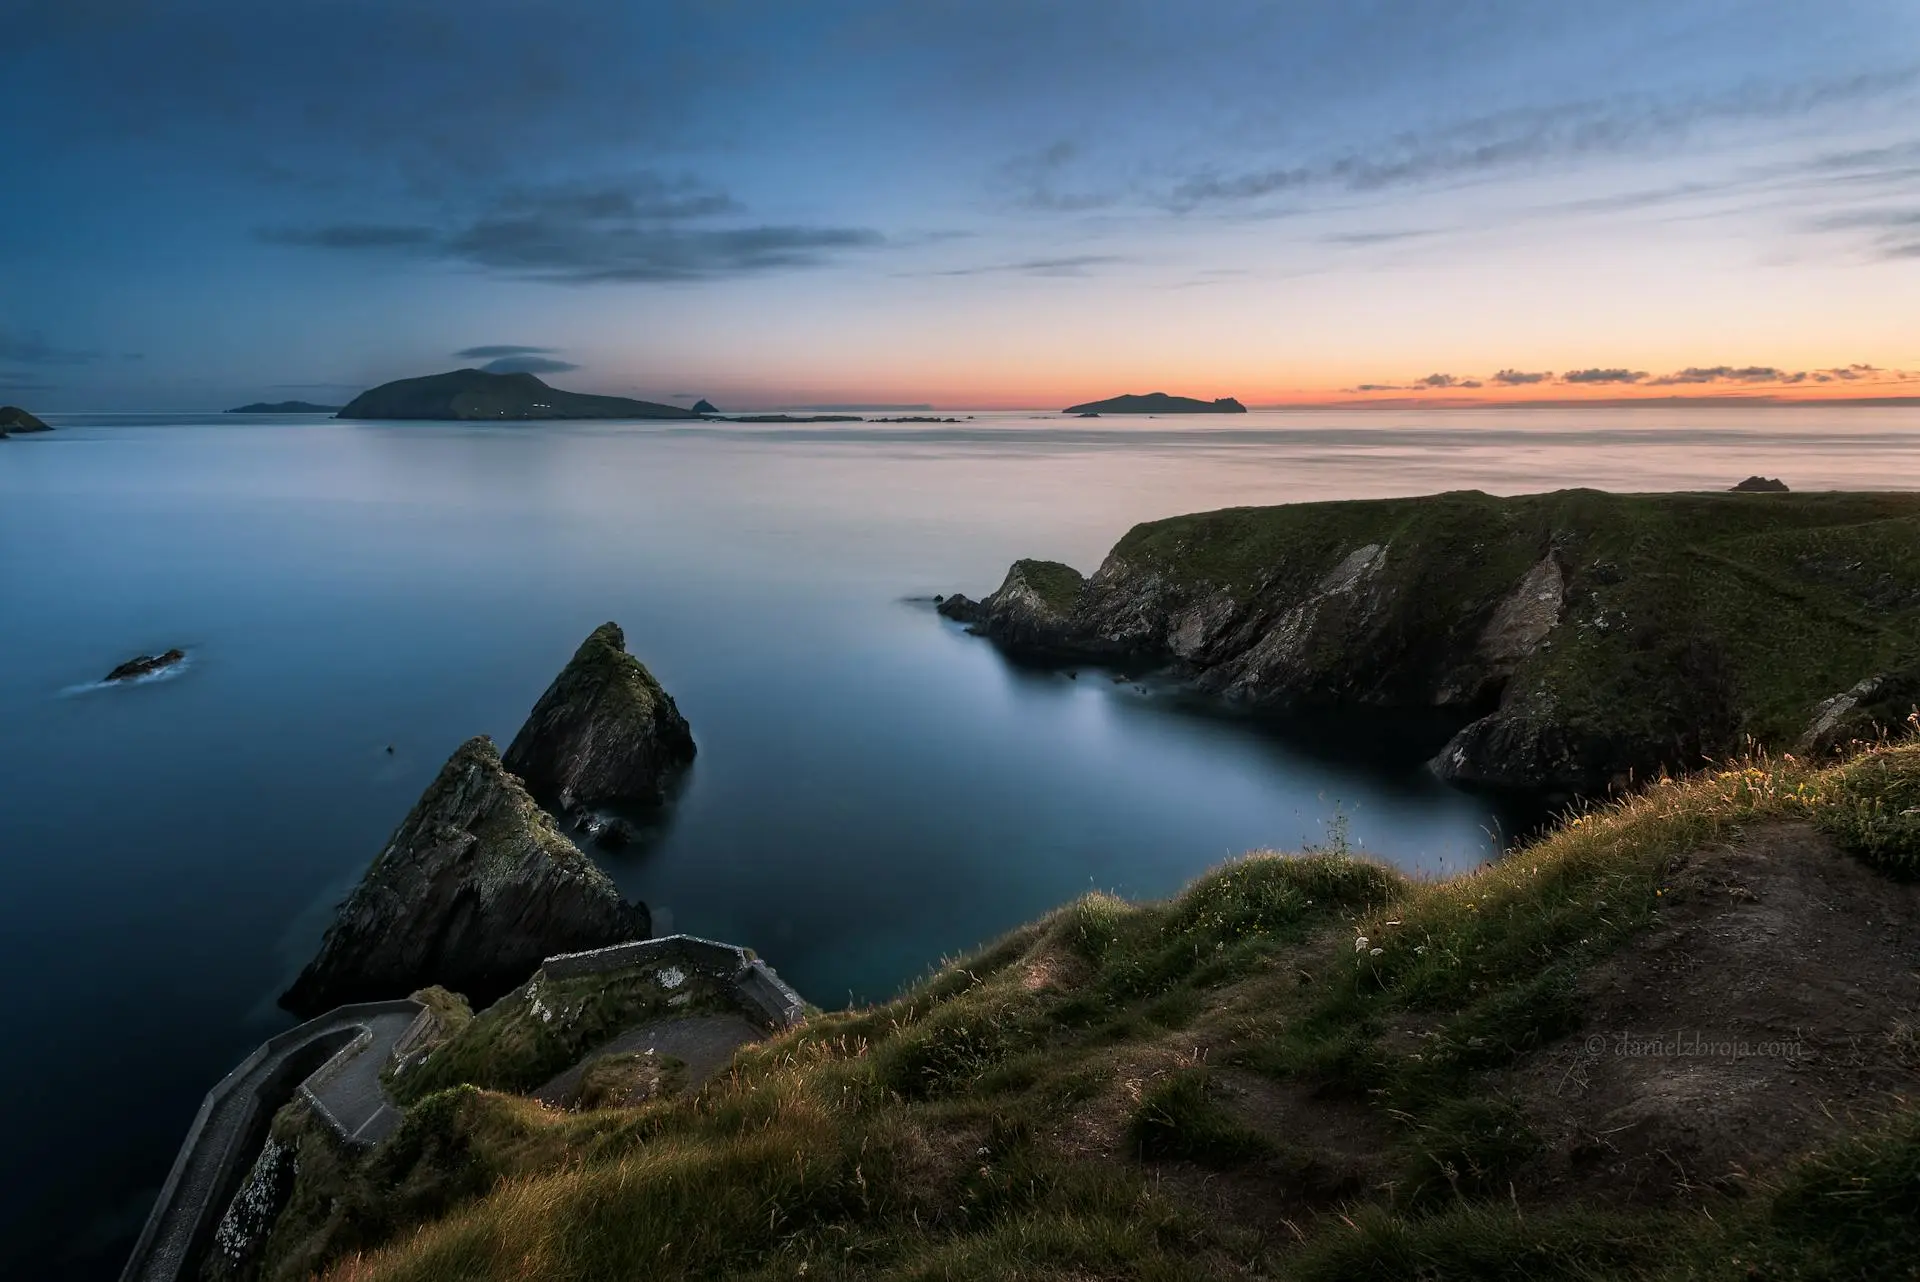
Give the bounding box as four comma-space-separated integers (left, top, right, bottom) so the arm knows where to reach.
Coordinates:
1108, 488, 1920, 595
1004, 558, 1088, 613
253, 739, 1920, 1281
1093, 488, 1920, 761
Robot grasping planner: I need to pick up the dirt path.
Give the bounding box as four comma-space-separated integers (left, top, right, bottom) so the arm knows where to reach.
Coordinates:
1515, 821, 1920, 1202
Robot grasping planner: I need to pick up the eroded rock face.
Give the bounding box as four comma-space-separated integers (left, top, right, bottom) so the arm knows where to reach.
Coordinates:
960, 560, 1091, 654
1799, 667, 1920, 758
503, 623, 696, 811
281, 736, 647, 1016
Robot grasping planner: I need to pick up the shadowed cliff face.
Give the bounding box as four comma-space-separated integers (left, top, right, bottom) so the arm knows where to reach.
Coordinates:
504, 622, 697, 813
952, 489, 1920, 796
280, 736, 647, 1016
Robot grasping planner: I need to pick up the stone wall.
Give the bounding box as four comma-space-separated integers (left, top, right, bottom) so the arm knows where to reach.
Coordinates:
539, 933, 807, 1029
121, 999, 422, 1282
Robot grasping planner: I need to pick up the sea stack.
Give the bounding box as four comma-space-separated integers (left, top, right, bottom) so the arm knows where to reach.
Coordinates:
504, 622, 697, 812
280, 736, 648, 1016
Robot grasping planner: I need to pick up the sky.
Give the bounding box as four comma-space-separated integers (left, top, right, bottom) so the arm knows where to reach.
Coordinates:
3, 0, 1919, 411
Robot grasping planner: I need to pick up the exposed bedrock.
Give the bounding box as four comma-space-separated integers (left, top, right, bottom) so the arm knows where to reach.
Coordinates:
503, 622, 697, 812
281, 736, 648, 1016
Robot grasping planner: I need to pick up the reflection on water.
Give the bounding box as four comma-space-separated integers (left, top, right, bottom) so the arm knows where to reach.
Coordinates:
1, 405, 1916, 1279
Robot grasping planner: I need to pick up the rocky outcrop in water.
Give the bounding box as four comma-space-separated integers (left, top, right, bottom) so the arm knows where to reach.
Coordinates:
504, 623, 696, 812
0, 405, 51, 433
106, 649, 185, 681
949, 489, 1920, 797
944, 560, 1090, 654
281, 736, 647, 1016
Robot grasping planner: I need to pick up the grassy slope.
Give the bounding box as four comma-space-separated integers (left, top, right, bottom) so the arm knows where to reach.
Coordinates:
247, 742, 1920, 1282
1109, 490, 1920, 750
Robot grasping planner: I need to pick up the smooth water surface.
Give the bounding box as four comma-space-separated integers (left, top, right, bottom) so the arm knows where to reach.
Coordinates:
3, 406, 1917, 1278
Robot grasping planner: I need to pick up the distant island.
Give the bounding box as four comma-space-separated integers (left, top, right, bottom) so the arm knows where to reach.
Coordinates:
335, 369, 701, 421
226, 400, 341, 414
1062, 392, 1247, 414
0, 405, 52, 435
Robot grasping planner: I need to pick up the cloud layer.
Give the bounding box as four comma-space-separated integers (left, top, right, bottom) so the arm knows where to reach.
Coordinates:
260, 177, 882, 285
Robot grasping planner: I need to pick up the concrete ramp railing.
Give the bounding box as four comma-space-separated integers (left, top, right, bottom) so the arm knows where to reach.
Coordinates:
120, 999, 422, 1282
539, 933, 807, 1029
123, 935, 803, 1282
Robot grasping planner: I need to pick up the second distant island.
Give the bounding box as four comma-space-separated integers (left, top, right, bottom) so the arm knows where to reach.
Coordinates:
226, 400, 342, 414
1063, 392, 1246, 414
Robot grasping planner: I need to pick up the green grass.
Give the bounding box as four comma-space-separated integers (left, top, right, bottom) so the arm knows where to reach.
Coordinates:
1127, 1067, 1273, 1163
390, 961, 733, 1102
1004, 558, 1087, 613
1095, 490, 1920, 783
263, 742, 1920, 1282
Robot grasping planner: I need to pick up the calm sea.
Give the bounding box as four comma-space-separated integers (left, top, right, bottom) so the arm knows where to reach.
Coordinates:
2, 406, 1915, 1278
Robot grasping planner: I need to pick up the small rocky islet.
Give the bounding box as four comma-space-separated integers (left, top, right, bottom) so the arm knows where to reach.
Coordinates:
105, 648, 186, 681
1061, 391, 1247, 414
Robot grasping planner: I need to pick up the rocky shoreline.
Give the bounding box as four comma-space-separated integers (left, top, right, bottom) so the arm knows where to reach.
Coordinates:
943, 488, 1920, 797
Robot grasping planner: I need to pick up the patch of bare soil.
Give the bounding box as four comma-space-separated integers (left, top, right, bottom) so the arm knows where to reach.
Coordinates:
1513, 822, 1920, 1203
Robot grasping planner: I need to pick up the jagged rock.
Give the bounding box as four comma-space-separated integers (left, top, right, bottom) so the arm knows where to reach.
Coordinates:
503, 623, 696, 811
106, 648, 185, 681
281, 736, 647, 1016
935, 592, 982, 621
955, 560, 1089, 654
1799, 668, 1920, 757
692, 398, 719, 414
0, 405, 51, 433
1732, 476, 1789, 492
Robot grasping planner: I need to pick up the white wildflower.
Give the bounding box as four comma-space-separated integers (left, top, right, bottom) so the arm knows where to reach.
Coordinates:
1354, 936, 1370, 953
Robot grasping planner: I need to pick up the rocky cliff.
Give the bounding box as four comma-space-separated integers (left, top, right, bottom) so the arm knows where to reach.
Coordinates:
503, 622, 696, 812
949, 489, 1920, 795
280, 736, 647, 1016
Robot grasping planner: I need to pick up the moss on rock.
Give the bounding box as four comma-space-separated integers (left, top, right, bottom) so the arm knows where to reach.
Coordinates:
503, 622, 696, 812
280, 736, 647, 1016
